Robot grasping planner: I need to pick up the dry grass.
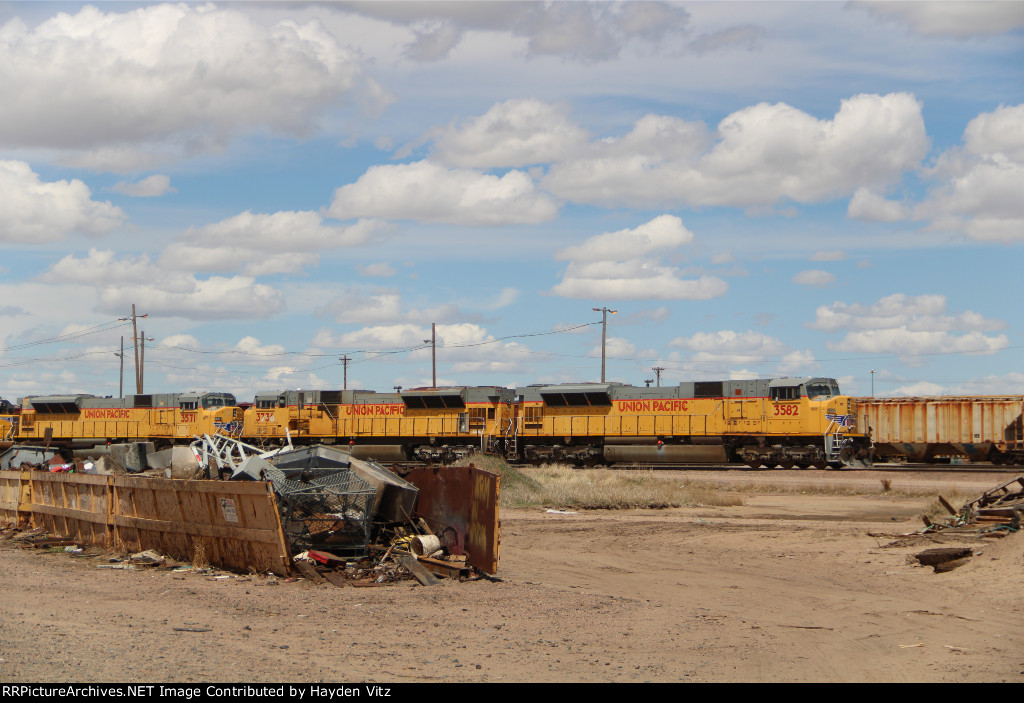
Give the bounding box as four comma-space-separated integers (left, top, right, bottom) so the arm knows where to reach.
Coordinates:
465, 456, 744, 510
461, 456, 982, 514
923, 492, 973, 521
191, 539, 210, 569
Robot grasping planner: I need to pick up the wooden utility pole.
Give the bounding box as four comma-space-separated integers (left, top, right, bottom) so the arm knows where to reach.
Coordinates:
423, 324, 436, 388
117, 336, 124, 398
339, 355, 350, 390
127, 305, 148, 394
138, 331, 153, 393
652, 366, 665, 387
592, 307, 617, 383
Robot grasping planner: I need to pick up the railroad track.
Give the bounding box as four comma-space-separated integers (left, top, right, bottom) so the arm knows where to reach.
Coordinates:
607, 462, 1023, 474
384, 459, 1022, 475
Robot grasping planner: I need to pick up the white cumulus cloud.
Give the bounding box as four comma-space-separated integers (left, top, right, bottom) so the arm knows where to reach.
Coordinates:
429, 99, 590, 169
543, 93, 927, 209
161, 212, 389, 276
862, 104, 1024, 242
556, 214, 694, 262
809, 293, 1007, 362
0, 160, 126, 242
0, 4, 361, 165
328, 160, 558, 225
550, 215, 727, 301
46, 249, 285, 320
669, 329, 818, 375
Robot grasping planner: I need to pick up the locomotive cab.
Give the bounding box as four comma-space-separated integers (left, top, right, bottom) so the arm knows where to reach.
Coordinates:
175, 392, 241, 437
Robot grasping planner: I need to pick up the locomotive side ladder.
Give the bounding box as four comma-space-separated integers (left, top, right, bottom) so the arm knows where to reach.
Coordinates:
505, 416, 519, 460
823, 419, 845, 463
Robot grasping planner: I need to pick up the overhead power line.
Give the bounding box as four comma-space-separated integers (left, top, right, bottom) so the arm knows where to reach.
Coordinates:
0, 319, 130, 353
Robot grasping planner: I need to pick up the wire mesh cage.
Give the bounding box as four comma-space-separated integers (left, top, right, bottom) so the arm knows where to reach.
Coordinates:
265, 467, 377, 555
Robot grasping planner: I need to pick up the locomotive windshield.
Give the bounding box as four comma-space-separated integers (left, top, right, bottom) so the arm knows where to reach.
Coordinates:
805, 380, 838, 400
201, 393, 236, 409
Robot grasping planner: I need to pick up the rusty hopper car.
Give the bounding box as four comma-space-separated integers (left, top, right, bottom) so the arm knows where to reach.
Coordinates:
504, 377, 870, 468
856, 395, 1024, 464
16, 392, 242, 446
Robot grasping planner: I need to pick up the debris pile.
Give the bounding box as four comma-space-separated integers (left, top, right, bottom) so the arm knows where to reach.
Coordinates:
0, 519, 484, 587
3, 437, 500, 583
921, 476, 1024, 536
290, 521, 483, 588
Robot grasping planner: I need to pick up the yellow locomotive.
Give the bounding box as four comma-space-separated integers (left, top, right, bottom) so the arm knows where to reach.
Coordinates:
0, 397, 17, 442
242, 377, 870, 468
15, 392, 242, 445
5, 377, 870, 468
504, 377, 868, 468
243, 387, 513, 462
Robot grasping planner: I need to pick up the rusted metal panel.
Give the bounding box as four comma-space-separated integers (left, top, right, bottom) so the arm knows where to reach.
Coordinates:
403, 465, 500, 574
9, 471, 292, 575
31, 472, 111, 546
857, 396, 1024, 459
108, 475, 291, 575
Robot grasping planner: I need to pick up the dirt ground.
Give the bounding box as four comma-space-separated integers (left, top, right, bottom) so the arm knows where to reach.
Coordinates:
0, 469, 1021, 683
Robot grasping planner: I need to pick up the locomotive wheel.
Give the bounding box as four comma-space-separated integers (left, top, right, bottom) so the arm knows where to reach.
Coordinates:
795, 462, 810, 469
745, 460, 763, 469
811, 461, 828, 470
778, 460, 796, 470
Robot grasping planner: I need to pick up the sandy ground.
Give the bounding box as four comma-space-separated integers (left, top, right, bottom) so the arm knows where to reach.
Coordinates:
0, 469, 1021, 683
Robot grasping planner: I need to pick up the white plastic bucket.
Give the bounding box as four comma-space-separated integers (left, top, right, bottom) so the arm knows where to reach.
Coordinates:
410, 534, 441, 556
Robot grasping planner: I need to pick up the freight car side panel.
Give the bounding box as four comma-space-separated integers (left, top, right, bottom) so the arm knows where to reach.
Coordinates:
857, 396, 1024, 460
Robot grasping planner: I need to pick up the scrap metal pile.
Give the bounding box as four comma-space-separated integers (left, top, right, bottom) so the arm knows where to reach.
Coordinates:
0, 435, 500, 584
922, 476, 1024, 536
193, 436, 499, 584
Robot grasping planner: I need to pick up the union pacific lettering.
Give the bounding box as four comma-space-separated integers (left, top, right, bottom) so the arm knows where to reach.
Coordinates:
616, 400, 688, 413
346, 404, 405, 416
81, 408, 133, 420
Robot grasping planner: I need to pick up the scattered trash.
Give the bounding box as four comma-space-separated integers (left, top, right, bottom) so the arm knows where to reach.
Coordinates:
919, 477, 1024, 536
545, 509, 577, 515
130, 549, 166, 566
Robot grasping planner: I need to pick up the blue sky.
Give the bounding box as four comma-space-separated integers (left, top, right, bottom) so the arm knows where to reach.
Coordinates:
1, 1, 1023, 402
